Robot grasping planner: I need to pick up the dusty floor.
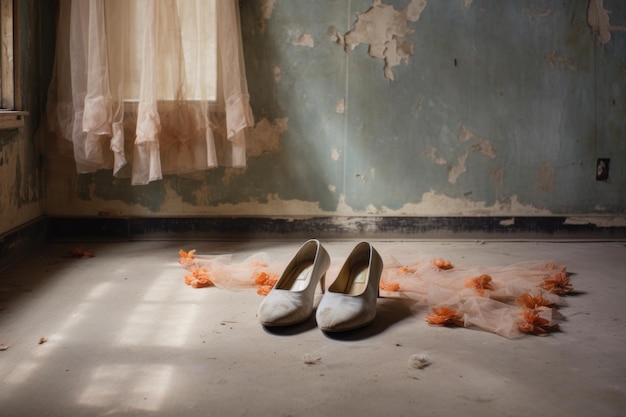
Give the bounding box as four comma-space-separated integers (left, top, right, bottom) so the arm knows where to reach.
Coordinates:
0, 239, 624, 417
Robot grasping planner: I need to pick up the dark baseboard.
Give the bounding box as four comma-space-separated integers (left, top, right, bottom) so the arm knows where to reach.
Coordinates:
45, 216, 626, 242
0, 217, 47, 273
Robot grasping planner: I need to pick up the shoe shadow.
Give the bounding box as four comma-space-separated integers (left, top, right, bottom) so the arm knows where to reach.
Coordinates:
261, 315, 318, 336
320, 297, 416, 341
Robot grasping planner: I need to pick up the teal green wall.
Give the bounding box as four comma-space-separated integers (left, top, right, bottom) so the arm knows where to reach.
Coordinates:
43, 0, 625, 219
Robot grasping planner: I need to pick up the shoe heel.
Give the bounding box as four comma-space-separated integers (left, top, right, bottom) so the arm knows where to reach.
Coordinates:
320, 273, 326, 294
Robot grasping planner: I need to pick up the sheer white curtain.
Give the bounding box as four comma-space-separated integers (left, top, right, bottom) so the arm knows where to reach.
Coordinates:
46, 0, 254, 185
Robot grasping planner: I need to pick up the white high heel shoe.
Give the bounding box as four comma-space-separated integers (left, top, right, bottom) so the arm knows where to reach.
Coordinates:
315, 242, 383, 332
258, 239, 330, 327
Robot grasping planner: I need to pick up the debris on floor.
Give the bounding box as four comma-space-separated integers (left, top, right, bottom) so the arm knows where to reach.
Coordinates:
302, 353, 321, 365
409, 353, 431, 369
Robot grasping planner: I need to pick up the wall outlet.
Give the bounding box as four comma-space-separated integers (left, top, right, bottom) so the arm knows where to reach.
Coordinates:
596, 158, 610, 181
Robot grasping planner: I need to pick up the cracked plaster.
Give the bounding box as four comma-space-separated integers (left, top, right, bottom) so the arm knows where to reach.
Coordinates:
342, 0, 427, 81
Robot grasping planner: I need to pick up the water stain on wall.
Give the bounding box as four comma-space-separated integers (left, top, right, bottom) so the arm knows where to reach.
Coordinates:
0, 130, 42, 233
544, 50, 577, 71
524, 4, 553, 19
490, 166, 504, 202
538, 161, 555, 192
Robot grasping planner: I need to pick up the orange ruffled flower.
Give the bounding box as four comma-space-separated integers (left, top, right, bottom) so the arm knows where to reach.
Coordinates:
432, 258, 453, 270
539, 272, 574, 295
184, 268, 214, 288
516, 293, 552, 309
254, 271, 278, 296
518, 307, 558, 336
544, 262, 567, 272
380, 280, 400, 292
178, 249, 197, 267
398, 265, 417, 274
464, 274, 494, 296
426, 307, 464, 327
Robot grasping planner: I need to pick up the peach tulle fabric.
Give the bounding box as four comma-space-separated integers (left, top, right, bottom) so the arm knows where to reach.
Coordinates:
177, 247, 574, 338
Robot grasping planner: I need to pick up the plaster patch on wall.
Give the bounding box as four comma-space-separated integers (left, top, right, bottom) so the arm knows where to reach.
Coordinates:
544, 50, 577, 71
462, 0, 473, 8
376, 190, 553, 216
328, 184, 336, 193
331, 147, 341, 161
133, 186, 556, 218
424, 146, 447, 165
538, 161, 554, 192
342, 0, 428, 81
587, 0, 626, 45
130, 188, 330, 217
370, 193, 541, 216
365, 204, 378, 214
448, 150, 469, 184
292, 33, 314, 48
457, 124, 474, 142
457, 124, 498, 158
259, 0, 276, 33
335, 97, 345, 114
213, 193, 326, 217
273, 65, 281, 82
246, 117, 288, 158
472, 140, 497, 159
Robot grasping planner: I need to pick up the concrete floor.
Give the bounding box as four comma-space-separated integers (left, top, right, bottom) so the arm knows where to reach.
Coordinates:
0, 239, 624, 417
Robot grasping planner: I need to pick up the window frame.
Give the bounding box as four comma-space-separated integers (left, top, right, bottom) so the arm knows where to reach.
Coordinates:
0, 0, 26, 128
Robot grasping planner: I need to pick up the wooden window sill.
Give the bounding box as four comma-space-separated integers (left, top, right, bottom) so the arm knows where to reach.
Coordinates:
0, 111, 28, 129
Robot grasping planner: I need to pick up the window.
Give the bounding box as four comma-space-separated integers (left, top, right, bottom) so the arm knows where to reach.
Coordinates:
0, 0, 15, 110
104, 0, 218, 102
46, 0, 253, 184
0, 0, 25, 128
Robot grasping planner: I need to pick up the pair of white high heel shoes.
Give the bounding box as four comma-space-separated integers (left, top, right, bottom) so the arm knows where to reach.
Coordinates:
258, 239, 384, 332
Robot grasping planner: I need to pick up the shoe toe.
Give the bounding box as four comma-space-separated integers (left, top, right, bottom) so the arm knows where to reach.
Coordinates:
258, 290, 311, 326
316, 293, 376, 332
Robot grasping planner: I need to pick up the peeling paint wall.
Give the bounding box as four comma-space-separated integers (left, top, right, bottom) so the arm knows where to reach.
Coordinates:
42, 0, 626, 219
0, 1, 53, 235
